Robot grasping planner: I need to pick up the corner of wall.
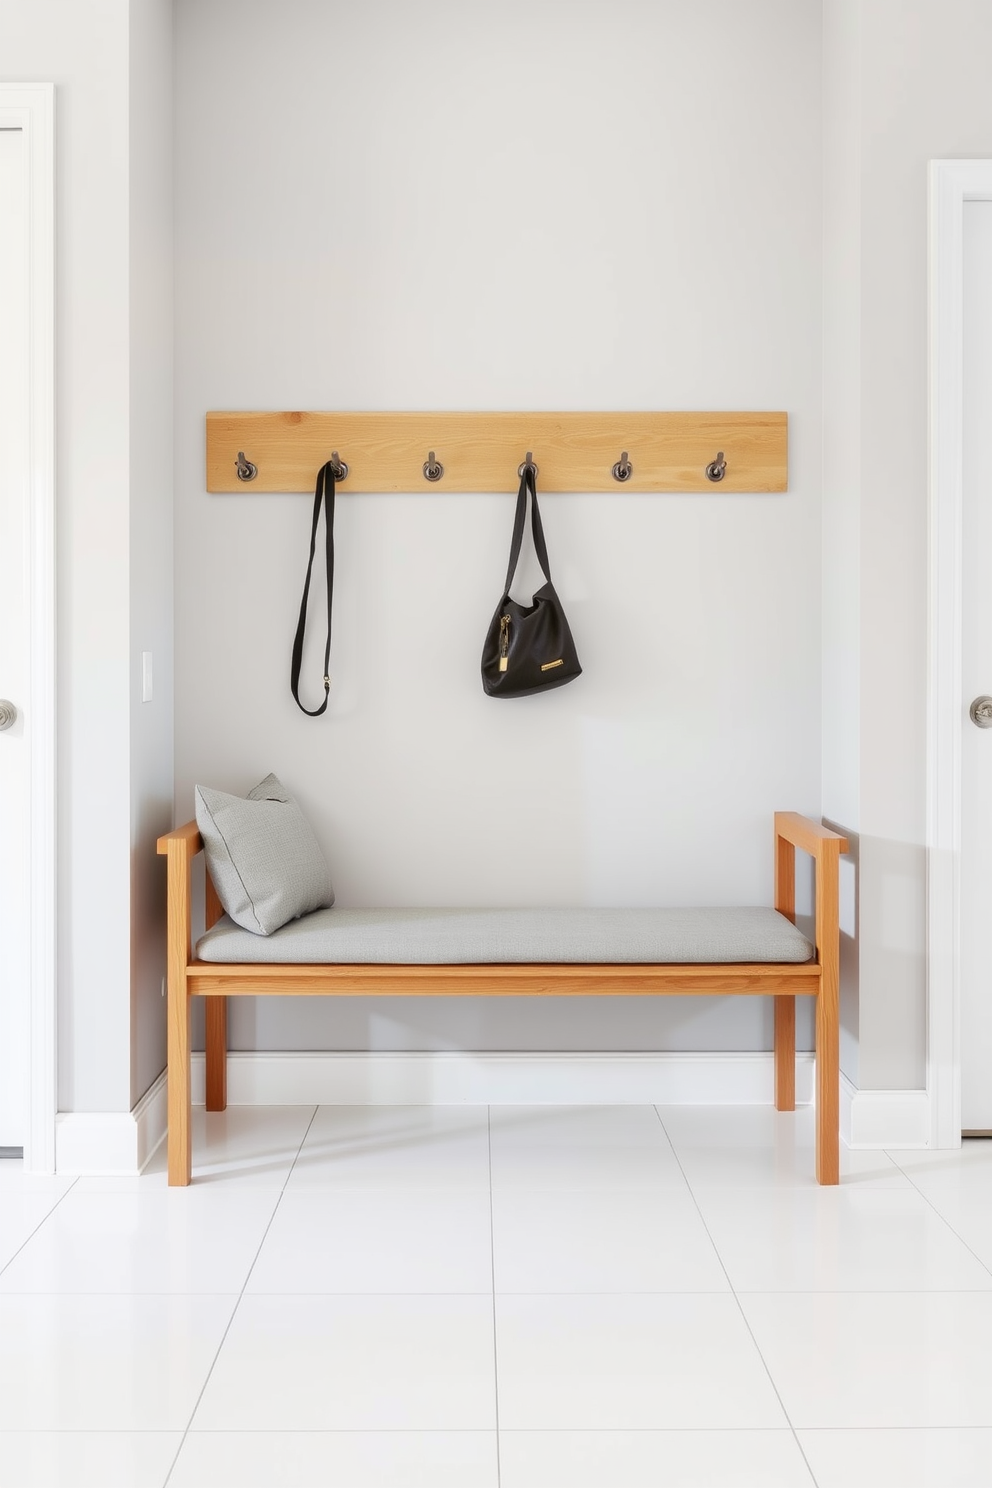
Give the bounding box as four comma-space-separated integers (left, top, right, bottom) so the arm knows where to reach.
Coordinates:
821, 0, 863, 1090
127, 0, 176, 1107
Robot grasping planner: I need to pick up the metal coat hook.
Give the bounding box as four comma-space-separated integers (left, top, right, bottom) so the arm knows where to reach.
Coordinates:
235, 450, 258, 482
423, 450, 444, 482
705, 451, 727, 482
612, 450, 633, 483
329, 450, 349, 481
517, 451, 539, 478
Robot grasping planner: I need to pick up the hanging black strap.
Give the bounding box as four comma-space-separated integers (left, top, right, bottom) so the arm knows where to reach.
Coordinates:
503, 464, 552, 594
291, 460, 336, 716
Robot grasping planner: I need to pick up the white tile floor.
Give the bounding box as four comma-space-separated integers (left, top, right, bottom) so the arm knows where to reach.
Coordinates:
2, 1105, 992, 1486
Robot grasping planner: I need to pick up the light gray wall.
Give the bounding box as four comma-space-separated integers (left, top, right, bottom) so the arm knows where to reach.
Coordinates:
128, 0, 175, 1106
174, 0, 823, 1057
822, 0, 992, 1091
1, 0, 134, 1112
19, 0, 991, 1114
0, 0, 175, 1113
821, 0, 861, 1085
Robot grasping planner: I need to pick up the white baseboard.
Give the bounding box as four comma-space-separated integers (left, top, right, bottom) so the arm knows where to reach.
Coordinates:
50, 1062, 935, 1172
55, 1071, 168, 1175
840, 1073, 931, 1148
190, 1050, 816, 1107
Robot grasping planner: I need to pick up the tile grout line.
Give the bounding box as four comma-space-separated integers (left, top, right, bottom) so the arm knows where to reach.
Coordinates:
488, 1107, 501, 1488
885, 1149, 992, 1286
10, 1285, 992, 1299
6, 1423, 988, 1434
651, 1106, 822, 1488
160, 1105, 320, 1488
0, 1175, 79, 1281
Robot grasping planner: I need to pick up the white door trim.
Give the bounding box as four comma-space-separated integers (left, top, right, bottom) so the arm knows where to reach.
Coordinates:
927, 159, 992, 1149
0, 85, 56, 1171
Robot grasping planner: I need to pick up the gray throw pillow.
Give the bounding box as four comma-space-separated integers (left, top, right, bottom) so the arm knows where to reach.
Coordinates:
194, 772, 334, 935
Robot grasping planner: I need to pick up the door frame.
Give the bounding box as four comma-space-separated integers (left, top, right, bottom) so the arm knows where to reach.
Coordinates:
0, 84, 56, 1171
927, 159, 992, 1149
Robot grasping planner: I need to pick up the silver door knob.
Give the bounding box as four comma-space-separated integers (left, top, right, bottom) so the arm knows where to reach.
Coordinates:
971, 696, 992, 728
0, 700, 16, 731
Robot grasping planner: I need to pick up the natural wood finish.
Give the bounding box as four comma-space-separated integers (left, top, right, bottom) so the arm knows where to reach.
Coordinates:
774, 831, 797, 1111
157, 819, 203, 858
775, 836, 796, 924
156, 810, 844, 1188
187, 962, 820, 998
814, 836, 842, 1185
203, 867, 228, 1111
774, 998, 796, 1111
206, 410, 788, 494
773, 810, 846, 1180
774, 811, 848, 859
205, 1000, 227, 1113
161, 832, 193, 1186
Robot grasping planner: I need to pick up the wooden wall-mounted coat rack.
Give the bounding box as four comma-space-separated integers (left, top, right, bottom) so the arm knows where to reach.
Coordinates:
206, 411, 788, 494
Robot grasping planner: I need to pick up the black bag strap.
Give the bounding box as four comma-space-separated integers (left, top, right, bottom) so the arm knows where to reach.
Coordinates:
503, 464, 552, 594
291, 460, 336, 716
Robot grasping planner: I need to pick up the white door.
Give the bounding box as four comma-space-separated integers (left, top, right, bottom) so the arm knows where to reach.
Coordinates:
0, 124, 31, 1150
960, 197, 992, 1134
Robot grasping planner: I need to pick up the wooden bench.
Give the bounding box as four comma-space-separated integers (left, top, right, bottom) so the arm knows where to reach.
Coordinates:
158, 810, 847, 1187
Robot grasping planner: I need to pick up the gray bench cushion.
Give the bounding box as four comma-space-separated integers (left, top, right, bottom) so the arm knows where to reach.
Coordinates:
196, 906, 813, 965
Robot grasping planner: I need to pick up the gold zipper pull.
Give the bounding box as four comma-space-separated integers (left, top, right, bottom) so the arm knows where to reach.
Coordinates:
499, 614, 510, 672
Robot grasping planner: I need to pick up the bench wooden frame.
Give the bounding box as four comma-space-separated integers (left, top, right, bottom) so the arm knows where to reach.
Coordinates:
158, 811, 847, 1187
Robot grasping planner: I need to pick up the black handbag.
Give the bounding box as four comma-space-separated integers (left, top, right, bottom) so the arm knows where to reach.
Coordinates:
291, 459, 338, 716
481, 463, 582, 697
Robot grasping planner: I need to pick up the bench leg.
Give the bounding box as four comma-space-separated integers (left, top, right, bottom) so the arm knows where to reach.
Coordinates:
773, 829, 797, 1114
774, 996, 796, 1111
815, 983, 840, 1185
205, 997, 228, 1112
168, 983, 192, 1187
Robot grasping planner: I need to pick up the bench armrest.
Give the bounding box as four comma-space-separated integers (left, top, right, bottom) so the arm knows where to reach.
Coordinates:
158, 820, 226, 969
774, 812, 847, 977
158, 820, 202, 998
774, 811, 848, 860
156, 820, 203, 859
